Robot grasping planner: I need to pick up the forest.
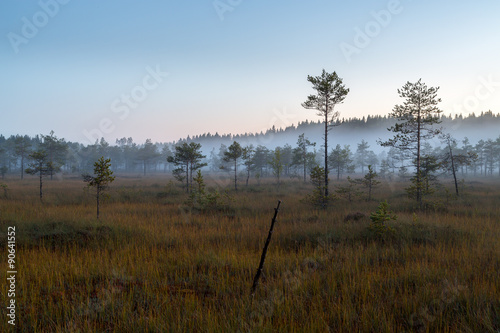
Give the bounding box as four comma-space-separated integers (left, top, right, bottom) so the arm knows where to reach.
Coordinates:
1, 111, 500, 183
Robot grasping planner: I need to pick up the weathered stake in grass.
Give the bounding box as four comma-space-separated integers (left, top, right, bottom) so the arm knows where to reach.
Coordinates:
251, 200, 281, 295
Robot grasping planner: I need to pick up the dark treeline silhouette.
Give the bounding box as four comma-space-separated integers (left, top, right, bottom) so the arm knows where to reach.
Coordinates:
1, 112, 499, 180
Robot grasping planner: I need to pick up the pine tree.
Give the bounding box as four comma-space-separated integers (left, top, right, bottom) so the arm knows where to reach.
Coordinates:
307, 165, 331, 208
83, 157, 115, 219
302, 69, 349, 206
14, 135, 31, 180
380, 79, 442, 208
242, 145, 255, 186
25, 150, 54, 200
362, 165, 381, 201
269, 147, 283, 186
138, 139, 159, 176
223, 141, 243, 190
167, 142, 207, 192
355, 139, 370, 174
329, 144, 355, 180
293, 133, 316, 183
335, 176, 362, 202
41, 131, 67, 179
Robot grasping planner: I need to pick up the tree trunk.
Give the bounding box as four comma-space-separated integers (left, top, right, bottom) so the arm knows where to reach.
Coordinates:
480, 154, 483, 175
303, 148, 307, 183
96, 188, 100, 219
39, 170, 43, 200
303, 161, 306, 183
324, 111, 329, 200
190, 164, 194, 190
234, 159, 237, 191
50, 151, 54, 180
21, 154, 24, 180
448, 144, 459, 196
416, 102, 422, 208
185, 163, 189, 193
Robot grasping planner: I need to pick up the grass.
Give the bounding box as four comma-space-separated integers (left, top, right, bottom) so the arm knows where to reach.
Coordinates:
0, 175, 499, 332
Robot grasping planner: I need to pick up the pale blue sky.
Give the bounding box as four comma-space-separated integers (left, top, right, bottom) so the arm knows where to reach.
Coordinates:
1, 0, 499, 144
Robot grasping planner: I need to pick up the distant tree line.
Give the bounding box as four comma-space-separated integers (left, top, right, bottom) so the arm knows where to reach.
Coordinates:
183, 110, 500, 145
0, 112, 499, 184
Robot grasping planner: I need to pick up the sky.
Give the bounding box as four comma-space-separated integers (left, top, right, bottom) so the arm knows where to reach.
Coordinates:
1, 0, 499, 145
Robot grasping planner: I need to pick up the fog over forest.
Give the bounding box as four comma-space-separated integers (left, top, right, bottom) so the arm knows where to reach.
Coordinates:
187, 111, 500, 154
1, 111, 499, 179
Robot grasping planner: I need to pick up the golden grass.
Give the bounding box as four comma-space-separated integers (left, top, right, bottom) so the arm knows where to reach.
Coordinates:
0, 175, 498, 332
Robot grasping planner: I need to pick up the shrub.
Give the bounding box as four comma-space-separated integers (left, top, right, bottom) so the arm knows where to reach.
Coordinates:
344, 212, 366, 222
304, 166, 334, 208
368, 200, 397, 240
187, 170, 233, 212
0, 183, 7, 198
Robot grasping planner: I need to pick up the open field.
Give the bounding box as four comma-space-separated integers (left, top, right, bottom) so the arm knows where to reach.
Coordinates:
1, 175, 499, 332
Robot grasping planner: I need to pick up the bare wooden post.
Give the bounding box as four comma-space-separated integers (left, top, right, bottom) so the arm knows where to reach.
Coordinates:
251, 200, 281, 295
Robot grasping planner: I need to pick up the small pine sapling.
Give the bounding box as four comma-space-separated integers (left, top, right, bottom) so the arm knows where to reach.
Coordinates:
83, 157, 115, 219
186, 170, 233, 212
0, 166, 7, 179
306, 165, 334, 208
0, 183, 7, 198
25, 150, 55, 200
362, 165, 381, 201
368, 200, 397, 240
335, 176, 362, 202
